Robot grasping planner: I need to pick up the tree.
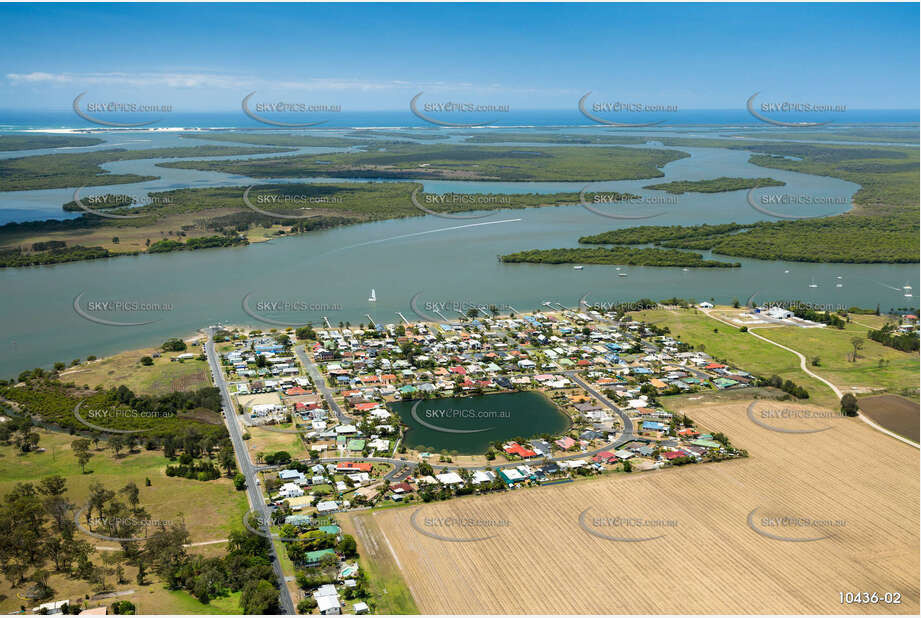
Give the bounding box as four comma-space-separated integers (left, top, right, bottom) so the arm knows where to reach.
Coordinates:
140, 356, 153, 366
297, 598, 318, 613
71, 439, 94, 474
109, 435, 125, 457
233, 473, 246, 491
240, 579, 279, 615
120, 482, 140, 508
841, 393, 859, 417
337, 534, 357, 557
850, 336, 864, 362
295, 325, 316, 340
161, 338, 187, 352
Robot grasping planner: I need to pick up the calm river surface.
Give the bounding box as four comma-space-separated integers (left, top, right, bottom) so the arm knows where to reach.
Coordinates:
0, 130, 917, 377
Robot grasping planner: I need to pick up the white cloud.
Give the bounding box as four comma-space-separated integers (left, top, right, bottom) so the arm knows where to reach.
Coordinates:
5, 71, 576, 97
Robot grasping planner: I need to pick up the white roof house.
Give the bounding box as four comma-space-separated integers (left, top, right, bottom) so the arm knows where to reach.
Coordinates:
278, 482, 304, 498
314, 585, 341, 615
766, 306, 794, 320
436, 472, 465, 486
316, 500, 339, 513
252, 403, 283, 416
472, 470, 497, 484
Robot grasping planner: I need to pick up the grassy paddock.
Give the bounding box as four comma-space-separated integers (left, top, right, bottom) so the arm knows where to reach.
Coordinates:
630, 308, 839, 407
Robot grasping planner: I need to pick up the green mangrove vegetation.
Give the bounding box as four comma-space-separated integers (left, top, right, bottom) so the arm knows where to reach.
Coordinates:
580, 217, 918, 263
156, 143, 690, 182
642, 176, 785, 194
500, 247, 740, 268
0, 134, 105, 151
0, 183, 600, 267
0, 145, 294, 191
179, 132, 363, 147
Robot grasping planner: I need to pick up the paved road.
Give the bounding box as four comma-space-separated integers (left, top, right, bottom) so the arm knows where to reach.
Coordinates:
295, 344, 350, 424
205, 328, 296, 615
254, 371, 637, 480
564, 371, 635, 444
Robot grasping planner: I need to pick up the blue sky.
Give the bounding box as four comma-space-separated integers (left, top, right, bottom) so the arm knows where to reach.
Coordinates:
0, 2, 918, 111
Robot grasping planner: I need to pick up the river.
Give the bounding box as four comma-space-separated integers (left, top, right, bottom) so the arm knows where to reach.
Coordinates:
0, 131, 917, 378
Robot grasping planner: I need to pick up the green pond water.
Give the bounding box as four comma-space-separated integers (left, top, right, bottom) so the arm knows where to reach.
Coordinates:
389, 391, 570, 455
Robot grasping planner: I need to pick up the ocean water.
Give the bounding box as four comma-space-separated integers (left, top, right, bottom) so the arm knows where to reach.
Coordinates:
1, 108, 919, 132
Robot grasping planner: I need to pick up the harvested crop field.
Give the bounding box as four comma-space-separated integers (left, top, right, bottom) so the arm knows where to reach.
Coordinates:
858, 394, 920, 443
372, 400, 919, 614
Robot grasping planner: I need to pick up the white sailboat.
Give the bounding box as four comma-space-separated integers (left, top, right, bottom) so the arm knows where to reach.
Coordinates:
368, 289, 376, 302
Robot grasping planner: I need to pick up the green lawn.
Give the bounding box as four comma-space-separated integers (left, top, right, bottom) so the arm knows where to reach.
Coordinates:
0, 428, 250, 614
156, 590, 243, 614
0, 429, 248, 543
755, 323, 919, 400
630, 308, 840, 407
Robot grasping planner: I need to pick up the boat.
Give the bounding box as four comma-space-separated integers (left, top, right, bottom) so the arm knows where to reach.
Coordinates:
808, 278, 818, 288
904, 284, 913, 298
617, 273, 628, 278
835, 283, 843, 288
784, 270, 790, 274
368, 289, 376, 302
573, 265, 583, 270
682, 268, 689, 272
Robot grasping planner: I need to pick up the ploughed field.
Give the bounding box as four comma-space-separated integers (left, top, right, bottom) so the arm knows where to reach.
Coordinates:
858, 394, 921, 443
369, 399, 919, 614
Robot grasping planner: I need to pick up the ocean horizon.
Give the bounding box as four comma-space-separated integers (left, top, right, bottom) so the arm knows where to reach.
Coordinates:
1, 108, 918, 132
